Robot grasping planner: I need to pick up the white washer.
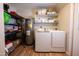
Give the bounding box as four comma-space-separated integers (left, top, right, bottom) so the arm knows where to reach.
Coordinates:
35, 31, 51, 52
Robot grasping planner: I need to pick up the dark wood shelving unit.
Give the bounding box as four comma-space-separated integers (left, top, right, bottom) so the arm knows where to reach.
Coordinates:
4, 4, 24, 55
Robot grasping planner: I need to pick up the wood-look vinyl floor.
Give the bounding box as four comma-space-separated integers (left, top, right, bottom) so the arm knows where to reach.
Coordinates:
9, 45, 66, 56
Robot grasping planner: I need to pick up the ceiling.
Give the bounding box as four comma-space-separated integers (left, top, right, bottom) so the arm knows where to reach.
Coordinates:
8, 3, 68, 9
8, 3, 56, 9
8, 3, 68, 18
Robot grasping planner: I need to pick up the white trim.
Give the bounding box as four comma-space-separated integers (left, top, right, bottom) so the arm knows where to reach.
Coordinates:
66, 3, 74, 56
0, 3, 5, 56
66, 51, 72, 56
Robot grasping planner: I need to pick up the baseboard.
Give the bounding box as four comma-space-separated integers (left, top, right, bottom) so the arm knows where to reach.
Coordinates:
66, 51, 72, 56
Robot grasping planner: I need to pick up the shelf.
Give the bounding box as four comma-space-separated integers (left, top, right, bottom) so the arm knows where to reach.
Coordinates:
5, 24, 18, 26
34, 20, 55, 24
5, 30, 18, 36
5, 31, 20, 42
34, 22, 54, 24
35, 14, 57, 18
4, 11, 24, 19
5, 39, 21, 55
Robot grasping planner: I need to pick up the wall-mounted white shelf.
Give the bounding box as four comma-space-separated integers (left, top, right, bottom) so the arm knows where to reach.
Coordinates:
34, 18, 56, 24
35, 14, 57, 18
34, 12, 57, 24
34, 22, 55, 24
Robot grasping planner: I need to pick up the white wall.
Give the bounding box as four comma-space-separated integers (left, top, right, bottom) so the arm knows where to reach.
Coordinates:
16, 8, 33, 18
72, 3, 79, 56
57, 4, 71, 31
8, 4, 32, 18
0, 3, 5, 56
57, 4, 74, 56
8, 5, 16, 12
